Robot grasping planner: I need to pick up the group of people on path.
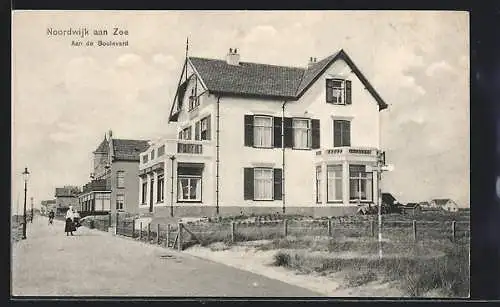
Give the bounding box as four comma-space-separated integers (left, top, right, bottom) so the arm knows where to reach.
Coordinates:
47, 206, 81, 236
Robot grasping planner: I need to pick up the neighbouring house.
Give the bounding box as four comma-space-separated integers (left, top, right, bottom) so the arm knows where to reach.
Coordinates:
40, 199, 56, 215
400, 203, 421, 215
419, 201, 430, 208
431, 198, 459, 212
55, 186, 81, 215
141, 48, 389, 218
78, 131, 150, 216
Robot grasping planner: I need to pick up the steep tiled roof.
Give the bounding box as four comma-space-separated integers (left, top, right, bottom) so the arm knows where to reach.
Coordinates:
186, 50, 387, 107
94, 137, 109, 154
189, 57, 304, 99
55, 187, 80, 197
112, 139, 150, 161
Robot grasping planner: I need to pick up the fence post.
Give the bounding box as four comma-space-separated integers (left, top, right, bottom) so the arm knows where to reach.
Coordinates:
147, 223, 151, 242
283, 219, 288, 237
166, 224, 171, 247
140, 222, 143, 240
108, 213, 111, 228
370, 220, 374, 237
157, 223, 161, 245
132, 219, 136, 238
230, 221, 236, 243
177, 223, 183, 251
412, 220, 417, 241
451, 220, 456, 242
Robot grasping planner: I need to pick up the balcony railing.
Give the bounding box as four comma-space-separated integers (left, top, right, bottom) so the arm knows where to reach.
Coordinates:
177, 142, 203, 154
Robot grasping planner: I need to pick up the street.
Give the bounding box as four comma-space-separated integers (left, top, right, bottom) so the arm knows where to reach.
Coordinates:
11, 216, 321, 297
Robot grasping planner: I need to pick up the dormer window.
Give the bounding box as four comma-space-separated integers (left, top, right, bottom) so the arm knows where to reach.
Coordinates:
326, 79, 352, 105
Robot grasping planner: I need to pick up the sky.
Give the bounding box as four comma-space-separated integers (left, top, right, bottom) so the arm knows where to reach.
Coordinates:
11, 11, 469, 214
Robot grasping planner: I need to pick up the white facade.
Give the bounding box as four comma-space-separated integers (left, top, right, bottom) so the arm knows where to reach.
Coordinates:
144, 50, 387, 217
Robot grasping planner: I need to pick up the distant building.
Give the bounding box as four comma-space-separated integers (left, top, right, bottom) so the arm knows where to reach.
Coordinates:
430, 198, 459, 212
78, 130, 150, 216
55, 186, 80, 215
40, 199, 56, 215
400, 203, 421, 215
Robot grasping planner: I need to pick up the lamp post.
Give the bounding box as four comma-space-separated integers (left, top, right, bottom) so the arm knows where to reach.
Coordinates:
22, 167, 30, 240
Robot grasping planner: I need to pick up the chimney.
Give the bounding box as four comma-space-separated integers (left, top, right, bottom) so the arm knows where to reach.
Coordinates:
226, 48, 240, 66
307, 57, 317, 68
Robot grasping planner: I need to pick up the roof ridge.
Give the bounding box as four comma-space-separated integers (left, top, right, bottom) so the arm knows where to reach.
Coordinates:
189, 56, 306, 70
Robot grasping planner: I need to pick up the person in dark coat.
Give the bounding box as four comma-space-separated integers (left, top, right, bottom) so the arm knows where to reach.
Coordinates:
64, 206, 77, 236
48, 210, 55, 225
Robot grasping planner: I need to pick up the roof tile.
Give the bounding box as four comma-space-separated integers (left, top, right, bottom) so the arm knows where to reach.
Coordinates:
112, 139, 150, 161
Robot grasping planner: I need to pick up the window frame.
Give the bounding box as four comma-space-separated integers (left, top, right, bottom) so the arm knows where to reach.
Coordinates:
292, 118, 312, 149
327, 165, 343, 203
116, 194, 124, 210
116, 171, 125, 189
177, 175, 202, 202
327, 78, 346, 105
253, 115, 274, 148
141, 179, 147, 205
349, 165, 373, 202
157, 174, 164, 203
253, 167, 274, 201
316, 166, 322, 204
200, 116, 210, 140
333, 119, 351, 147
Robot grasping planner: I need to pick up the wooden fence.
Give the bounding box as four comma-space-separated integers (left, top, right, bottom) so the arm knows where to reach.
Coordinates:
112, 218, 469, 251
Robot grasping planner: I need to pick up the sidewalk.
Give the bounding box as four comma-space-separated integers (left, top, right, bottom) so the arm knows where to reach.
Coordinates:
11, 217, 321, 297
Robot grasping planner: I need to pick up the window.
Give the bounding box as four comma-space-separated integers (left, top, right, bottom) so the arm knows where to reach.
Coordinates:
254, 168, 273, 200
326, 79, 352, 105
158, 145, 165, 157
141, 180, 147, 204
150, 177, 155, 205
327, 165, 343, 202
349, 165, 373, 201
181, 126, 192, 140
333, 120, 351, 147
116, 194, 124, 210
177, 165, 203, 202
200, 116, 211, 140
116, 171, 125, 188
151, 150, 155, 160
316, 166, 322, 203
293, 119, 311, 149
253, 116, 273, 148
142, 155, 148, 164
157, 174, 164, 202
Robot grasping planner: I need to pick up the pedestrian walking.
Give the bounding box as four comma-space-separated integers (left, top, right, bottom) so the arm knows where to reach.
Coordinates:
64, 206, 77, 236
48, 210, 55, 225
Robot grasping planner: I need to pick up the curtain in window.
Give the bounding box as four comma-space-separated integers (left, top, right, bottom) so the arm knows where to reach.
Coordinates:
293, 119, 310, 148
327, 165, 343, 201
254, 168, 273, 200
254, 117, 272, 147
349, 165, 373, 201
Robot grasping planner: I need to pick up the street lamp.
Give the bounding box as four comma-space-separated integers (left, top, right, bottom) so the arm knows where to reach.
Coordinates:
22, 167, 30, 240
30, 197, 34, 223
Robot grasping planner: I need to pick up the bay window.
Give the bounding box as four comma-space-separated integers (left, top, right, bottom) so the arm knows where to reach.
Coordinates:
327, 165, 343, 202
349, 165, 373, 202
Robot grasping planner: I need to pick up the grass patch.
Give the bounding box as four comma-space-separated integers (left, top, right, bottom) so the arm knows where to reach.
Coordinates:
273, 251, 292, 267
344, 271, 378, 287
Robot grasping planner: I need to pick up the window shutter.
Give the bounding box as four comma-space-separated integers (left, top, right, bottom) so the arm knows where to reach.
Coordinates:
244, 168, 254, 200
343, 121, 351, 146
244, 115, 254, 147
195, 121, 200, 140
273, 168, 283, 200
283, 117, 294, 148
311, 119, 320, 149
333, 120, 342, 147
326, 79, 333, 103
206, 115, 211, 140
345, 80, 352, 105
178, 131, 182, 140
273, 117, 283, 148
